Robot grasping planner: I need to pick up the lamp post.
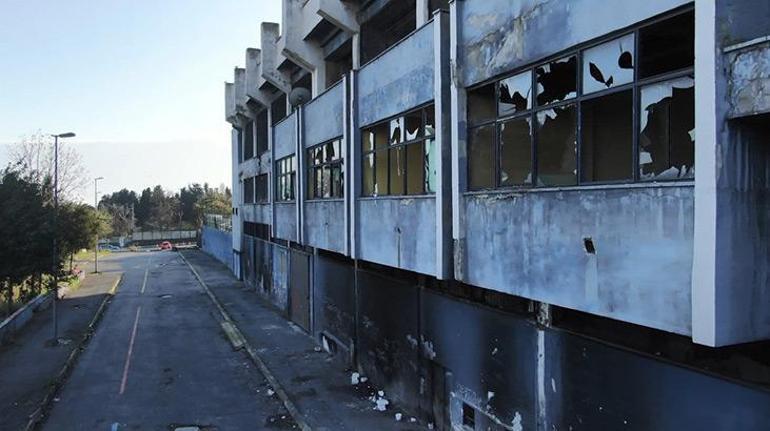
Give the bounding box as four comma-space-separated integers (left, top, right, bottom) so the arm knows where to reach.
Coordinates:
49, 132, 76, 345
94, 177, 104, 273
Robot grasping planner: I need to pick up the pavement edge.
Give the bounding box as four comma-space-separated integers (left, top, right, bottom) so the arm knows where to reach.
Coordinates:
24, 273, 124, 431
177, 251, 312, 431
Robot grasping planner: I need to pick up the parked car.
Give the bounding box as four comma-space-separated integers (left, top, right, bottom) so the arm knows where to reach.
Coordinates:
159, 241, 173, 250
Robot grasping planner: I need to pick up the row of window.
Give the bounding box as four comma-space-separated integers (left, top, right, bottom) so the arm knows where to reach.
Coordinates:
467, 10, 695, 190
243, 174, 268, 204
308, 139, 344, 199
239, 110, 268, 163
361, 105, 437, 196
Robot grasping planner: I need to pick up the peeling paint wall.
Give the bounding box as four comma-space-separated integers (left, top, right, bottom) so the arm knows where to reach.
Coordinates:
464, 186, 694, 335
271, 244, 290, 312
357, 20, 435, 127
305, 200, 346, 254
241, 203, 271, 225
459, 0, 690, 87
303, 81, 345, 146
201, 226, 234, 272
312, 253, 355, 348
358, 197, 436, 276
274, 202, 297, 242
727, 44, 770, 118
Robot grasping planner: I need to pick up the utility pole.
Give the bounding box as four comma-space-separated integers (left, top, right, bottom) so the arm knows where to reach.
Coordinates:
94, 177, 104, 273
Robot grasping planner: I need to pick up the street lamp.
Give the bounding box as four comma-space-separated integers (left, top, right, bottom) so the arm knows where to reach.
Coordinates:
49, 132, 76, 345
94, 177, 104, 273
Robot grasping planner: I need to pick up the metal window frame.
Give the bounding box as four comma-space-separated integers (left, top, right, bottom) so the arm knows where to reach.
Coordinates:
360, 103, 437, 197
275, 155, 296, 202
465, 5, 696, 192
255, 173, 269, 203
306, 137, 345, 200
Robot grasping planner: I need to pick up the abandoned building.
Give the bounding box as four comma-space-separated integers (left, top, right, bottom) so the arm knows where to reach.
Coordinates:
212, 0, 770, 429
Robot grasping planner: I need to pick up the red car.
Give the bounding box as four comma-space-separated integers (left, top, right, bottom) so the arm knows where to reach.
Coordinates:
159, 241, 173, 250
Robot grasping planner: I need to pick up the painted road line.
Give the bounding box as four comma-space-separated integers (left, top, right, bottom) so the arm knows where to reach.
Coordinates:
140, 257, 152, 295
119, 307, 142, 395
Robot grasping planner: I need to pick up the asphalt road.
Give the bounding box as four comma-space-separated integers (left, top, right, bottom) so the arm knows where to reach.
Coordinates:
42, 251, 296, 431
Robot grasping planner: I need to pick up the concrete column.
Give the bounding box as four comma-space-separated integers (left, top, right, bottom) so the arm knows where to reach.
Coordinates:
352, 33, 361, 70
348, 70, 360, 259
342, 74, 352, 256
449, 0, 468, 282
312, 65, 327, 98
296, 107, 305, 244
268, 108, 276, 239
434, 10, 452, 280
416, 0, 430, 26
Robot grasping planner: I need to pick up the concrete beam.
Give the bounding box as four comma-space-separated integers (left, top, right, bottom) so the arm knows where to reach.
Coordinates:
280, 0, 329, 96
260, 22, 293, 93
225, 82, 236, 123
233, 67, 254, 121
245, 48, 276, 109
317, 0, 360, 34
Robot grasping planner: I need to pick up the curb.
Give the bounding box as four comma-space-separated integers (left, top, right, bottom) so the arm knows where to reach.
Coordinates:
24, 273, 124, 431
177, 251, 312, 431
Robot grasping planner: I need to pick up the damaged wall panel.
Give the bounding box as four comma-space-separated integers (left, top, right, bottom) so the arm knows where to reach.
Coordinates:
303, 80, 345, 147
463, 185, 694, 335
274, 202, 298, 242
273, 111, 297, 160
313, 253, 356, 350
358, 197, 436, 276
357, 20, 435, 127
546, 328, 770, 430
356, 269, 422, 412
727, 43, 770, 119
421, 289, 538, 429
459, 0, 690, 87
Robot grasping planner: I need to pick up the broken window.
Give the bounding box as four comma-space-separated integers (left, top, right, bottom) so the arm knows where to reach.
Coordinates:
271, 94, 287, 126
536, 104, 577, 186
581, 90, 634, 182
464, 8, 694, 191
500, 117, 532, 186
361, 105, 435, 196
468, 83, 496, 125
275, 156, 295, 201
255, 174, 269, 203
308, 138, 344, 199
499, 71, 531, 117
638, 10, 695, 79
583, 34, 635, 94
468, 124, 495, 190
639, 77, 695, 180
243, 177, 254, 204
536, 56, 577, 106
243, 120, 255, 160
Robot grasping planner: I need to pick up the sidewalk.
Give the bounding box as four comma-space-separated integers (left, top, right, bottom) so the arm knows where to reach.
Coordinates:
0, 258, 122, 431
182, 250, 424, 431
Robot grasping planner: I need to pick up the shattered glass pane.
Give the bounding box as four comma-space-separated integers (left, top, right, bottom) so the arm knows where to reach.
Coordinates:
375, 149, 388, 195
425, 107, 435, 136
536, 104, 577, 186
468, 124, 495, 190
406, 141, 425, 195
639, 77, 695, 180
405, 111, 423, 141
536, 56, 577, 106
499, 117, 532, 186
389, 146, 405, 195
390, 117, 404, 145
363, 130, 375, 152
467, 83, 496, 125
499, 71, 532, 116
322, 165, 331, 198
425, 138, 437, 193
581, 90, 633, 182
583, 34, 635, 94
363, 153, 375, 196
639, 11, 695, 79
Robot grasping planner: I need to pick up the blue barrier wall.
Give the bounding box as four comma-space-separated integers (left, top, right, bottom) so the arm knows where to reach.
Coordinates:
201, 226, 233, 272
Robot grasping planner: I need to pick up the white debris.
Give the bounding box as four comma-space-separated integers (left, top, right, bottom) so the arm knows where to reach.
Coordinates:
351, 372, 360, 385
395, 413, 402, 421
267, 389, 275, 396
375, 397, 389, 411
491, 347, 498, 355
378, 390, 384, 397
551, 378, 557, 393
410, 417, 417, 423
428, 423, 434, 430
487, 391, 495, 401
360, 377, 368, 383
512, 412, 523, 431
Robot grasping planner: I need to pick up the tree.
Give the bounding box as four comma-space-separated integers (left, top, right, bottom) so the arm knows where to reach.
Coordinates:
59, 203, 111, 270
9, 131, 88, 202
136, 188, 152, 228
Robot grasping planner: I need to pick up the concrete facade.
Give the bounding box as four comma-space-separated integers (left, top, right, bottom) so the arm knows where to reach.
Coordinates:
224, 1, 770, 428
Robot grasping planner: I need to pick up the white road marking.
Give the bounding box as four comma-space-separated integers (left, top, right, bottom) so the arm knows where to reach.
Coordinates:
119, 307, 142, 395
140, 257, 151, 294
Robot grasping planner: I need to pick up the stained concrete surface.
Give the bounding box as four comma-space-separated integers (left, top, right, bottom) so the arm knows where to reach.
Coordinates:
41, 251, 294, 430
182, 250, 424, 431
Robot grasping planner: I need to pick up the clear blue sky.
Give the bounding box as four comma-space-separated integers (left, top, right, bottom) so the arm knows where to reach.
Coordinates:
0, 0, 281, 201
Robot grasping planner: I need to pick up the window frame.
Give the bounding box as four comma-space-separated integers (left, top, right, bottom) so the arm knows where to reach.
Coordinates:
307, 137, 345, 200
361, 104, 436, 197
275, 155, 296, 202
466, 6, 695, 192
255, 173, 269, 203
